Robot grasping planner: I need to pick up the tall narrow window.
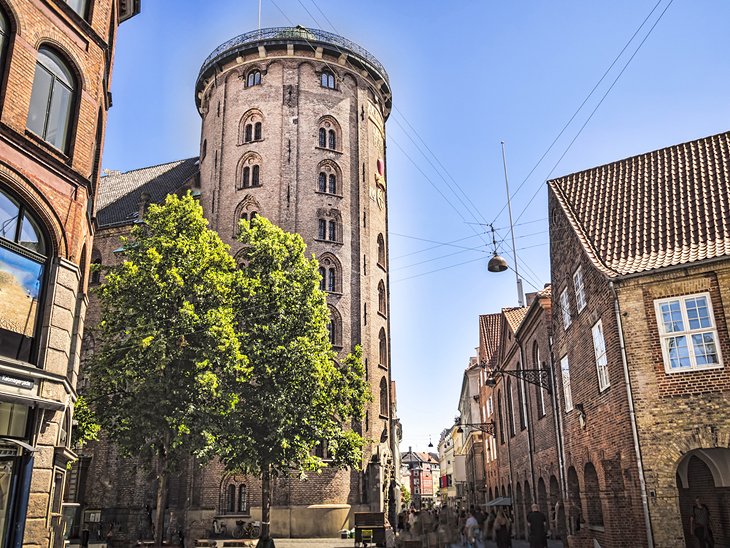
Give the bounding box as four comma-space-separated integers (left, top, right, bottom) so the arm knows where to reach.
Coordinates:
561, 355, 573, 412
237, 484, 248, 514
328, 268, 336, 292
242, 167, 250, 188
533, 342, 546, 418
573, 266, 586, 312
497, 390, 505, 444
377, 234, 386, 267
226, 484, 236, 513
251, 165, 260, 186
328, 220, 336, 242
379, 377, 388, 416
506, 379, 515, 437
244, 124, 253, 143
378, 328, 387, 366
319, 128, 327, 148
328, 174, 337, 194
328, 129, 336, 150
318, 172, 327, 193
318, 267, 326, 291
254, 122, 262, 140
327, 319, 335, 345
560, 289, 571, 329
27, 47, 76, 152
378, 280, 386, 315
0, 8, 9, 76
0, 187, 48, 363
318, 219, 326, 240
592, 320, 610, 391
517, 363, 527, 430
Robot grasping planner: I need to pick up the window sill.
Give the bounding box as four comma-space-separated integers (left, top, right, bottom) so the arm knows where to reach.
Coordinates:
24, 130, 71, 164
663, 363, 724, 374
315, 146, 342, 155
588, 525, 605, 532
314, 238, 343, 246
240, 138, 265, 146
315, 190, 343, 198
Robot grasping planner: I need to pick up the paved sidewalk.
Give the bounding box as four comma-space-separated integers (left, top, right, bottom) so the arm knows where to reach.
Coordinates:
245, 538, 565, 548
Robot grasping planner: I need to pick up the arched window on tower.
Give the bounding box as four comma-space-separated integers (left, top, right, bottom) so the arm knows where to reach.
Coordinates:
246, 70, 262, 87
378, 328, 387, 367
378, 280, 386, 316
328, 220, 336, 242
318, 172, 327, 193
245, 124, 252, 143
328, 268, 336, 292
318, 219, 327, 240
254, 122, 262, 141
252, 165, 260, 187
238, 153, 263, 190
319, 266, 326, 291
329, 174, 336, 194
321, 71, 335, 89
319, 127, 326, 148
328, 129, 336, 150
326, 306, 342, 348
377, 234, 386, 268
379, 377, 388, 417
226, 484, 236, 513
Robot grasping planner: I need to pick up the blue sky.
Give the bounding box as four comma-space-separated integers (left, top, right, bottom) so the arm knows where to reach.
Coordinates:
103, 1, 730, 453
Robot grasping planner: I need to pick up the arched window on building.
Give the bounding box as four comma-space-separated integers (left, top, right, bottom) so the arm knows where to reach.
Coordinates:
0, 186, 48, 363
328, 268, 336, 292
226, 484, 236, 513
378, 328, 387, 367
328, 173, 336, 194
244, 124, 252, 143
378, 280, 386, 316
497, 389, 505, 444
316, 160, 341, 195
327, 306, 342, 348
328, 220, 336, 242
239, 109, 264, 144
328, 129, 336, 150
318, 172, 327, 193
318, 254, 340, 293
379, 377, 388, 417
254, 122, 262, 141
318, 266, 326, 291
238, 153, 263, 190
319, 127, 326, 148
517, 363, 527, 430
27, 46, 77, 152
246, 70, 262, 87
377, 234, 385, 268
321, 70, 335, 89
318, 219, 327, 240
318, 117, 340, 151
506, 378, 516, 437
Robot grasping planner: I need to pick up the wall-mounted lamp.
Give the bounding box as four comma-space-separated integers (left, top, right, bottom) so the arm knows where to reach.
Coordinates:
483, 361, 552, 394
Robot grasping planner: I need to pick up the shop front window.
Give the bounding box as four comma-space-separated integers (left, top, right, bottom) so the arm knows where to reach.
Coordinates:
0, 187, 47, 363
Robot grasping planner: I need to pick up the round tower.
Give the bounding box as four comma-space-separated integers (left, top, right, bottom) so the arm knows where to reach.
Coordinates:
195, 27, 395, 528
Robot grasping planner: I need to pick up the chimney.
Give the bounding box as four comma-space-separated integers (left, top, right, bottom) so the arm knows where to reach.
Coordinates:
137, 191, 151, 219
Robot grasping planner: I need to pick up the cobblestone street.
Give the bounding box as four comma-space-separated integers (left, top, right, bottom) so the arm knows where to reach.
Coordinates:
263, 537, 565, 548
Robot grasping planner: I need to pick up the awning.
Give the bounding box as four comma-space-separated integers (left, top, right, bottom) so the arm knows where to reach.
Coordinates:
486, 496, 512, 507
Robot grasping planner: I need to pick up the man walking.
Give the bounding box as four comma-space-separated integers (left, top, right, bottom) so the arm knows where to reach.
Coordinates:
690, 497, 712, 548
527, 504, 548, 548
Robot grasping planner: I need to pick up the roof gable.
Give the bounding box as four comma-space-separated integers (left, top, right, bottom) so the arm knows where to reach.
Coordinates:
549, 131, 730, 277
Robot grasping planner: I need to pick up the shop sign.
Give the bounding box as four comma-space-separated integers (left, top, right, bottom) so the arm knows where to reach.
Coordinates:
0, 374, 34, 391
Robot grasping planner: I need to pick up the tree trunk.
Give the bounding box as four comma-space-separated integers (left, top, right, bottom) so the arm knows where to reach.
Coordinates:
261, 464, 272, 539
154, 445, 169, 546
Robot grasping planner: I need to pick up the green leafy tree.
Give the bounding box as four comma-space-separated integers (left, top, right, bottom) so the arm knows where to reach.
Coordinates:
401, 485, 411, 507
86, 194, 248, 545
70, 395, 100, 449
216, 216, 370, 545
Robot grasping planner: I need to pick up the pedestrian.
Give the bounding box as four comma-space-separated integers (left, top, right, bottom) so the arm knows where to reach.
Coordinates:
485, 510, 496, 540
527, 504, 548, 548
690, 497, 713, 548
463, 509, 479, 547
493, 509, 512, 548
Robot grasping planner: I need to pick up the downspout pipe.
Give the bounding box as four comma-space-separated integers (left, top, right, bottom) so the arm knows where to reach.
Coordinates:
610, 281, 654, 548
547, 338, 567, 531
519, 342, 537, 503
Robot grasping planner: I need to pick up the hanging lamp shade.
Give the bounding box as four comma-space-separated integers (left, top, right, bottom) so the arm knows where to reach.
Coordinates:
488, 252, 509, 273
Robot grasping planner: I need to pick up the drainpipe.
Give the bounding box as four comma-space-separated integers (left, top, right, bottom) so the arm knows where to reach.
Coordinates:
610, 281, 654, 548
519, 342, 537, 504
547, 336, 567, 536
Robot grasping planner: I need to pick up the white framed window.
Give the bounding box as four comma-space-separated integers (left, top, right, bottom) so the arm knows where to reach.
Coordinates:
573, 266, 587, 312
560, 288, 572, 329
654, 293, 723, 372
592, 320, 610, 391
560, 355, 573, 412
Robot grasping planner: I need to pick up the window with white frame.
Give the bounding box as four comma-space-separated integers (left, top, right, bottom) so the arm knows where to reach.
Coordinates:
655, 293, 722, 372
592, 320, 610, 391
560, 288, 572, 329
560, 355, 573, 412
573, 266, 586, 312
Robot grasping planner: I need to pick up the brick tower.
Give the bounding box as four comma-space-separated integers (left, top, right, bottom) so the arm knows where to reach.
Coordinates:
192, 26, 397, 535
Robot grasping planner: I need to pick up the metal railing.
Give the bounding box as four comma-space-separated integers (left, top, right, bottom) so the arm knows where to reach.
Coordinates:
198, 26, 390, 84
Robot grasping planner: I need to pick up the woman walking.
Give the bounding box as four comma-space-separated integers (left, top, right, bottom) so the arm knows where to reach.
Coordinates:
493, 509, 512, 548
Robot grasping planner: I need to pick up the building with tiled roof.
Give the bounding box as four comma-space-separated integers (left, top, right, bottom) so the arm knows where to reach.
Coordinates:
549, 131, 730, 548
479, 313, 501, 366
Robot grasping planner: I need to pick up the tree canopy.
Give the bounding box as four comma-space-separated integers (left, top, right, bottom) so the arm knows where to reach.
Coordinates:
86, 193, 248, 543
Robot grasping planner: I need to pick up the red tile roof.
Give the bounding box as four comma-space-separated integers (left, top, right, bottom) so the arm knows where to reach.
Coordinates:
479, 313, 501, 367
502, 307, 528, 332
549, 131, 730, 277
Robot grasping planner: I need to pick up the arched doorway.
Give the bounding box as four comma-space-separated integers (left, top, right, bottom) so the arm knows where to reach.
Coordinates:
567, 466, 582, 535
550, 474, 566, 539
676, 448, 730, 547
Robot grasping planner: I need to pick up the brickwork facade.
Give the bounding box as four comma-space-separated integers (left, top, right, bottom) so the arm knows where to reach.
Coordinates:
0, 1, 137, 546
